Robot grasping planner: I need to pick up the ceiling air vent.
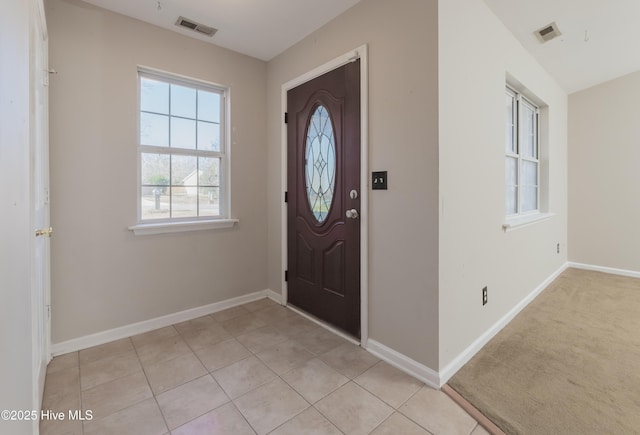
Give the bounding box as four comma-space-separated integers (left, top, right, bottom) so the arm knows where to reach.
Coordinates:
535, 22, 561, 43
175, 16, 217, 37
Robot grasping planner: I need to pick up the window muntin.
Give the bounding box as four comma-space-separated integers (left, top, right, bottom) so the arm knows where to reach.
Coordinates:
138, 69, 227, 222
505, 86, 539, 216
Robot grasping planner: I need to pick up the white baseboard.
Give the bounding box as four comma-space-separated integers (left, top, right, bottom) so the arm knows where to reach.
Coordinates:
568, 262, 640, 279
365, 339, 440, 389
265, 289, 283, 304
50, 289, 273, 356
438, 262, 569, 385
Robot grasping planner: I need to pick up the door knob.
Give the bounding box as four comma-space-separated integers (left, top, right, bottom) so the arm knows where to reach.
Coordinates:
35, 227, 53, 238
345, 209, 359, 219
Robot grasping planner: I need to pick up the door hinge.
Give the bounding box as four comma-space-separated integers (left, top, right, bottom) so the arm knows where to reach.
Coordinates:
284, 112, 288, 124
285, 270, 288, 282
47, 305, 51, 320
284, 191, 288, 203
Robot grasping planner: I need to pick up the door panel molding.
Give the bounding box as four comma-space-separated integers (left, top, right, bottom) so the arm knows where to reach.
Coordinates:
280, 45, 368, 345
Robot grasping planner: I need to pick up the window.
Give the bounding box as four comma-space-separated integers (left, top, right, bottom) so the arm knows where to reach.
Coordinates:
505, 86, 539, 216
137, 68, 228, 223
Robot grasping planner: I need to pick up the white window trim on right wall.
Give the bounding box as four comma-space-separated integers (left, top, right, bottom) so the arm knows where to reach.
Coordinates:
503, 83, 553, 232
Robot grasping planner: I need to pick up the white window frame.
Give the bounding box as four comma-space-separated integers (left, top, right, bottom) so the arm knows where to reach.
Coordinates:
505, 85, 540, 217
129, 67, 237, 235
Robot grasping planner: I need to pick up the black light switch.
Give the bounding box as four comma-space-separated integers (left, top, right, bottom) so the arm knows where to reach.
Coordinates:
372, 171, 387, 190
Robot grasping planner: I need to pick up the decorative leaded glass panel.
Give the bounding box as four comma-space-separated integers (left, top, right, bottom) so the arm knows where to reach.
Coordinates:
305, 105, 336, 223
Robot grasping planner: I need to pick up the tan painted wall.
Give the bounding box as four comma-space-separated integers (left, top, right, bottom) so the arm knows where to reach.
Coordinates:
266, 0, 440, 369
44, 0, 573, 377
438, 0, 568, 369
47, 0, 268, 343
568, 71, 640, 272
0, 1, 37, 431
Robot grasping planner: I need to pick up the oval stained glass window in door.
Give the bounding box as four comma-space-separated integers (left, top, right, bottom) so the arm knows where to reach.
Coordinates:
305, 105, 336, 224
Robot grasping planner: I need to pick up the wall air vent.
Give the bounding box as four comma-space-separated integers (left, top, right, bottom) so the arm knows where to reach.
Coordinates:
535, 22, 561, 43
175, 16, 217, 37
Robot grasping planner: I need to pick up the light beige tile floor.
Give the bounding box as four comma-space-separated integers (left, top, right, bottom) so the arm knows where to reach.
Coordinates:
40, 298, 486, 435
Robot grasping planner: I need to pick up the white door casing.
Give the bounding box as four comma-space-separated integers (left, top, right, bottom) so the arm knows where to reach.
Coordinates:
31, 0, 51, 415
280, 45, 369, 346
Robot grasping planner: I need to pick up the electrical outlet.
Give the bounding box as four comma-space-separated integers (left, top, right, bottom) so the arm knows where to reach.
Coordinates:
482, 286, 488, 306
557, 243, 560, 254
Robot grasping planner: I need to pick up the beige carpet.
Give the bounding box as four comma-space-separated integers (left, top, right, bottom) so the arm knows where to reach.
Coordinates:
448, 268, 640, 435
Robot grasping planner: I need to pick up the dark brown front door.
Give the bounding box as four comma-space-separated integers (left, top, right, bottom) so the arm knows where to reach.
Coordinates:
287, 60, 361, 338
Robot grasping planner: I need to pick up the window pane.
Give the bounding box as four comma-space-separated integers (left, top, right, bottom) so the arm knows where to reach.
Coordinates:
170, 117, 196, 149
171, 186, 197, 218
505, 156, 518, 215
522, 160, 538, 187
141, 187, 170, 220
199, 187, 219, 216
197, 121, 221, 151
170, 84, 196, 118
197, 90, 220, 122
172, 155, 197, 187
506, 186, 517, 215
199, 157, 220, 186
505, 156, 517, 186
141, 153, 170, 185
140, 78, 169, 114
140, 113, 169, 146
171, 154, 197, 218
521, 104, 537, 158
141, 153, 170, 220
505, 93, 515, 153
521, 186, 538, 212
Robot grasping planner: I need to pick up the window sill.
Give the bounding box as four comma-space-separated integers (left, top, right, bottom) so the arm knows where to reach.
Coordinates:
129, 219, 239, 236
502, 213, 554, 232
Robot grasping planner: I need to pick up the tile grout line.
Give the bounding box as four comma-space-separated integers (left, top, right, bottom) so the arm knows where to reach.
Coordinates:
80, 338, 152, 431
149, 315, 242, 432
53, 299, 461, 435
77, 350, 85, 435
226, 300, 304, 434
130, 336, 171, 434
391, 385, 440, 435
441, 384, 502, 435
215, 301, 333, 434
264, 402, 313, 435
169, 307, 272, 433
230, 307, 392, 434
351, 359, 426, 412
309, 400, 346, 434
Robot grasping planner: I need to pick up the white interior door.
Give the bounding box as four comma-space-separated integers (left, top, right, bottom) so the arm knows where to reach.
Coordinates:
31, 0, 51, 410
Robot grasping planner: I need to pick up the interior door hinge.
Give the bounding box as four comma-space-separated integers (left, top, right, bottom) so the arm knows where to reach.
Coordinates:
284, 112, 288, 124
284, 191, 288, 203
285, 270, 288, 282
47, 305, 51, 320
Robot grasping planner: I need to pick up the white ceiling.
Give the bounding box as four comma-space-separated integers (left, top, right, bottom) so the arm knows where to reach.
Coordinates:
81, 0, 640, 93
80, 0, 361, 61
485, 0, 640, 93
